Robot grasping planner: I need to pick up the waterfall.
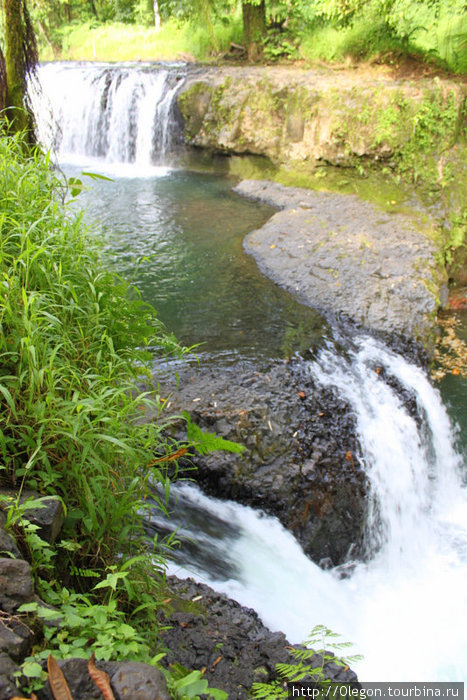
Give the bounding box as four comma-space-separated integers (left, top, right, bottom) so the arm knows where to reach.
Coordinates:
31, 62, 186, 172
156, 335, 467, 682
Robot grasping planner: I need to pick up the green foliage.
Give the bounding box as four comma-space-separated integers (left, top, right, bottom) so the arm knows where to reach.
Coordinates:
166, 663, 228, 700
28, 0, 467, 71
0, 133, 250, 697
251, 625, 362, 699
183, 410, 246, 455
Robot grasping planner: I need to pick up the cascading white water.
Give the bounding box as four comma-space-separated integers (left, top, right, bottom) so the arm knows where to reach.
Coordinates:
30, 62, 185, 174
159, 336, 467, 682
29, 64, 466, 680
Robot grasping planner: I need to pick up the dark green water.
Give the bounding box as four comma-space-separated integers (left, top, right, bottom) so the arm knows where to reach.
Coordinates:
440, 308, 467, 455
71, 168, 327, 361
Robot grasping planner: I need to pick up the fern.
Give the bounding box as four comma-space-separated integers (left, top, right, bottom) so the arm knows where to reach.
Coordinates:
183, 411, 246, 455
251, 626, 363, 699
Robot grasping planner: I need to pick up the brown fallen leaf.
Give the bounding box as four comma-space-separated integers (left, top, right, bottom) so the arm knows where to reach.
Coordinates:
88, 653, 116, 700
210, 655, 223, 671
47, 655, 73, 700
149, 447, 188, 466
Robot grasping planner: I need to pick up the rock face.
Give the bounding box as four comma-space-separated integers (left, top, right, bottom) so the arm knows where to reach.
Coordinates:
160, 576, 358, 699
158, 357, 367, 566
178, 65, 465, 169
236, 179, 446, 345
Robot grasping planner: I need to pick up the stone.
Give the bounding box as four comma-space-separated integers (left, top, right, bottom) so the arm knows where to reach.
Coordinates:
110, 662, 171, 700
0, 650, 21, 697
236, 179, 445, 347
178, 66, 465, 170
161, 576, 358, 699
154, 358, 367, 566
0, 528, 21, 559
0, 490, 65, 545
0, 616, 33, 661
36, 658, 171, 700
0, 559, 35, 612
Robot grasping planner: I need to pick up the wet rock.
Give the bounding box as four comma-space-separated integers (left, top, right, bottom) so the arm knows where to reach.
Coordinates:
156, 357, 367, 566
110, 663, 170, 700
161, 576, 357, 698
0, 559, 35, 612
236, 180, 445, 348
0, 527, 21, 559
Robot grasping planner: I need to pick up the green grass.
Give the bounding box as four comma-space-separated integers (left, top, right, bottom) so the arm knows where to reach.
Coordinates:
39, 7, 465, 74
42, 18, 243, 62
0, 133, 184, 567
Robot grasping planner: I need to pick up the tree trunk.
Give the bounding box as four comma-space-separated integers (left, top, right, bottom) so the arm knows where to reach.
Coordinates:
154, 0, 161, 30
3, 0, 28, 131
89, 0, 99, 18
242, 0, 266, 61
2, 0, 37, 136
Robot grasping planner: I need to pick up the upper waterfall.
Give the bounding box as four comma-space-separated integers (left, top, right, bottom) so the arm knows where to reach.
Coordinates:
31, 62, 186, 169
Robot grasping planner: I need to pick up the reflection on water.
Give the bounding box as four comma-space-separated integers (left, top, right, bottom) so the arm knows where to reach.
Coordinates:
68, 167, 327, 360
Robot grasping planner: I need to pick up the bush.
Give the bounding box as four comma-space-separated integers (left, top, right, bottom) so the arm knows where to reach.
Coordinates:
0, 132, 184, 569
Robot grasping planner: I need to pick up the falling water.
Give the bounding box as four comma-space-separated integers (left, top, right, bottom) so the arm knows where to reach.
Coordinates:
29, 64, 467, 681
157, 336, 467, 682
30, 62, 186, 173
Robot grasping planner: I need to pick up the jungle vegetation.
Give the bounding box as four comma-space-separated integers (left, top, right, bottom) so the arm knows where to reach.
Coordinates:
3, 0, 466, 72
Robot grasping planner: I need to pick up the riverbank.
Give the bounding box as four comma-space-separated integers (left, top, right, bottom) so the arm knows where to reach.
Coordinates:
177, 62, 466, 302
236, 179, 446, 349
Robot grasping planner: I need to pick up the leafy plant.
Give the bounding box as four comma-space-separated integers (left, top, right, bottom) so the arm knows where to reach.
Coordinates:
183, 410, 246, 455
166, 663, 228, 700
251, 625, 362, 699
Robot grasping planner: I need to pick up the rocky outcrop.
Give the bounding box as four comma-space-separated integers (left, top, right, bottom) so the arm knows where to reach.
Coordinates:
236, 179, 446, 346
178, 65, 465, 170
157, 357, 367, 566
160, 576, 358, 699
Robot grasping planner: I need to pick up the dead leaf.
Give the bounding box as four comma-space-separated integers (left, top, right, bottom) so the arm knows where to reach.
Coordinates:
210, 655, 223, 670
345, 451, 353, 461
88, 653, 116, 700
149, 447, 188, 466
47, 655, 73, 700
297, 391, 306, 399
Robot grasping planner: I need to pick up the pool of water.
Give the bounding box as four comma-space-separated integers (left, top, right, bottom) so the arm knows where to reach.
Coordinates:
68, 166, 327, 362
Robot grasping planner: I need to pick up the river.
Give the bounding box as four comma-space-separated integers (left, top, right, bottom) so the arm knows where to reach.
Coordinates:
32, 61, 467, 683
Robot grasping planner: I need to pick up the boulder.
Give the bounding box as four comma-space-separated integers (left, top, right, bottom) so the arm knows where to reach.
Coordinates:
0, 490, 64, 545
156, 358, 367, 566
37, 658, 171, 700
161, 576, 358, 698
0, 559, 35, 613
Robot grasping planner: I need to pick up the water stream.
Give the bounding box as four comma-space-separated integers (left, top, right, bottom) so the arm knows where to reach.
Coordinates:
32, 62, 467, 683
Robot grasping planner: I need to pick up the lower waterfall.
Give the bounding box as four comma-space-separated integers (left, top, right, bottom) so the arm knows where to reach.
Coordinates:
152, 336, 467, 682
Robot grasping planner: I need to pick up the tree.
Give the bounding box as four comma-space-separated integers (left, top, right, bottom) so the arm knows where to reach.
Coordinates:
242, 0, 266, 60
1, 0, 38, 136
